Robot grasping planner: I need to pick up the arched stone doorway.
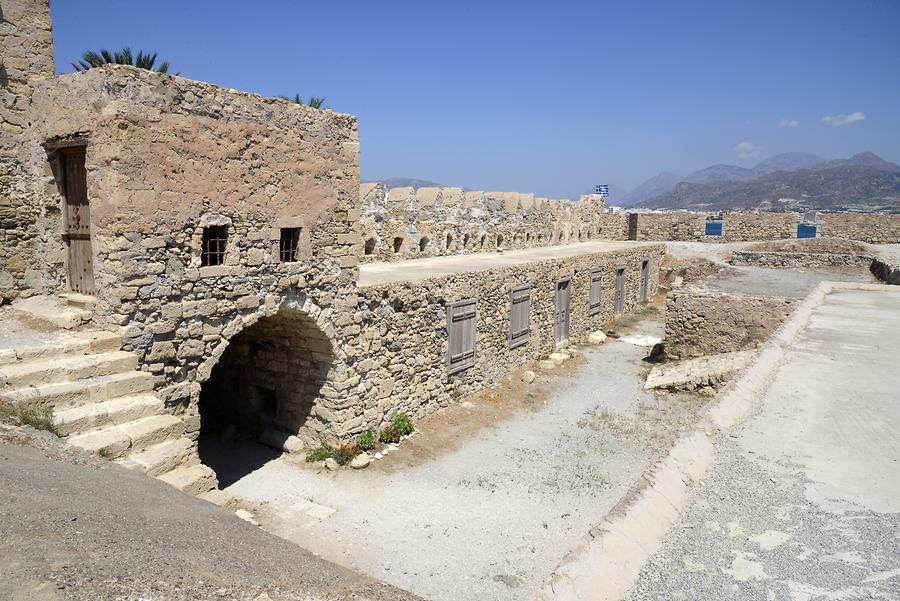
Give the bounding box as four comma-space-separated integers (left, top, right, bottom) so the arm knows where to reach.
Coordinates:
196, 306, 336, 487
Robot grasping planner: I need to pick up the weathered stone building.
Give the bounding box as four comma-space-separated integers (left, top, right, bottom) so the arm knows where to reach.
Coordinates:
1, 0, 663, 493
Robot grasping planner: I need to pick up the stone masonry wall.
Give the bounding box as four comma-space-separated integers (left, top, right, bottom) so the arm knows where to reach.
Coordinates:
722, 212, 796, 241
730, 251, 874, 269
349, 244, 664, 430
816, 213, 900, 244
665, 287, 798, 360
20, 66, 361, 443
0, 0, 56, 300
628, 212, 705, 241
358, 184, 615, 262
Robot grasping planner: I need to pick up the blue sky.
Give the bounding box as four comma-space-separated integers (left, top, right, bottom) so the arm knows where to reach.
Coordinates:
50, 1, 900, 198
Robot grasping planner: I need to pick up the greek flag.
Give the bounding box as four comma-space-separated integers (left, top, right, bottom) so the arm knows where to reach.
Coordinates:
595, 184, 609, 196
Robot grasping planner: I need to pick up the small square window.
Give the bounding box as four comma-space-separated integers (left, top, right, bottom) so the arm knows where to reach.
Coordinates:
201, 225, 228, 267
279, 227, 301, 262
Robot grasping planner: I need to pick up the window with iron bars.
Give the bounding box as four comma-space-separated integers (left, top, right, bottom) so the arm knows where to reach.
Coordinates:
279, 227, 302, 262
201, 225, 228, 267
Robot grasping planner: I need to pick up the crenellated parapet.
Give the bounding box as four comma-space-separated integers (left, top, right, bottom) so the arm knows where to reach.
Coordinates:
359, 184, 614, 261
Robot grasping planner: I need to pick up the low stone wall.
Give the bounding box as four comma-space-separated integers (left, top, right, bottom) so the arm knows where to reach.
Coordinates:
665, 287, 798, 360
358, 184, 617, 262
730, 251, 873, 269
351, 245, 664, 432
871, 258, 900, 285
817, 213, 900, 243
722, 212, 796, 241
627, 213, 705, 241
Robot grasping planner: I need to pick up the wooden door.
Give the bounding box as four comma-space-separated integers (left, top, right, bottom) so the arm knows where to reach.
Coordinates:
60, 147, 95, 294
615, 268, 626, 313
554, 278, 571, 349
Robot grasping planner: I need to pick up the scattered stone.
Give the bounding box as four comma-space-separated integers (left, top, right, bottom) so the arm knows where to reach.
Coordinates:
606, 330, 621, 339
649, 342, 665, 360
522, 370, 536, 383
234, 509, 259, 526
697, 386, 716, 397
539, 360, 557, 370
259, 428, 304, 453
350, 452, 371, 469
549, 352, 568, 365
323, 458, 339, 471
374, 452, 383, 460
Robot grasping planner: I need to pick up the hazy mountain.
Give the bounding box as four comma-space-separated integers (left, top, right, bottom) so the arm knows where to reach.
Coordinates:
812, 152, 900, 172
754, 152, 825, 175
684, 164, 756, 184
619, 172, 683, 206
638, 155, 900, 212
363, 177, 449, 189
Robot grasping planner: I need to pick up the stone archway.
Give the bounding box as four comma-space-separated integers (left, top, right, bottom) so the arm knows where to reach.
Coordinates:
196, 303, 337, 487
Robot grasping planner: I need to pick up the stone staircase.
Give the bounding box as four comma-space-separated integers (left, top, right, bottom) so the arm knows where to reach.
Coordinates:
0, 326, 217, 496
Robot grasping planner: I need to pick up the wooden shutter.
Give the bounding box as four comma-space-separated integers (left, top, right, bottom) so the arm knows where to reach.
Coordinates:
588, 268, 603, 316
508, 284, 531, 349
447, 299, 477, 375
615, 267, 626, 313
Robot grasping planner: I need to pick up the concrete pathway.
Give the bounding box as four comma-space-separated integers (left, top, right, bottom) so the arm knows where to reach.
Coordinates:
224, 317, 707, 601
628, 286, 900, 600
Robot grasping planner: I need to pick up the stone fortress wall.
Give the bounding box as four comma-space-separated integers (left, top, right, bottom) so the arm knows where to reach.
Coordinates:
627, 213, 706, 241
358, 184, 609, 262
721, 212, 796, 241
816, 213, 900, 244
0, 0, 57, 300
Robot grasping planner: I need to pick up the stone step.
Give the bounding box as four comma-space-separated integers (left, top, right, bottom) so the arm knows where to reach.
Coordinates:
119, 414, 185, 454
12, 295, 92, 329
67, 414, 186, 459
119, 437, 197, 477
59, 292, 97, 311
157, 464, 218, 497
53, 394, 163, 436
0, 331, 122, 367
0, 351, 138, 390
0, 370, 154, 408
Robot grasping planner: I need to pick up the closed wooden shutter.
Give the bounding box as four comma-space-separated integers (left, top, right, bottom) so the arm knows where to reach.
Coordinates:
615, 267, 626, 313
448, 299, 477, 375
508, 284, 532, 349
588, 268, 603, 316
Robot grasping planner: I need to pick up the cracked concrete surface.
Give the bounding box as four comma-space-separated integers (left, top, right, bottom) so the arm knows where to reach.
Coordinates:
628, 286, 900, 600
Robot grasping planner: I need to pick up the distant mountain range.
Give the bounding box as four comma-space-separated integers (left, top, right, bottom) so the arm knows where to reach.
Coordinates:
613, 152, 900, 212
362, 177, 450, 189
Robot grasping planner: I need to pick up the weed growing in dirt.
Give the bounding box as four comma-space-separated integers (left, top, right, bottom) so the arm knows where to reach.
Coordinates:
379, 413, 415, 443
306, 445, 335, 463
356, 429, 375, 451
0, 402, 55, 433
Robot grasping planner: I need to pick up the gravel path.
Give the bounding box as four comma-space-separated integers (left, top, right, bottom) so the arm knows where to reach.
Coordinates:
628, 287, 900, 600
0, 426, 417, 601
224, 315, 709, 601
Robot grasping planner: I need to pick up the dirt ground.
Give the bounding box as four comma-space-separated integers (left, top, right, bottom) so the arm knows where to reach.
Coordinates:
213, 302, 711, 601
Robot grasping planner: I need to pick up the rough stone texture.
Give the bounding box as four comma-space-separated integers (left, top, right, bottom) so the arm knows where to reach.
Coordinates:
817, 213, 900, 243
871, 258, 900, 285
730, 251, 873, 269
0, 0, 56, 300
722, 212, 796, 241
665, 287, 798, 360
358, 184, 618, 262
350, 246, 663, 434
626, 212, 705, 241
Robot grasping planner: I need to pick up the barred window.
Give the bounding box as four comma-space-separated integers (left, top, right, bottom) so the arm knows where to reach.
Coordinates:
279, 227, 301, 262
201, 225, 228, 267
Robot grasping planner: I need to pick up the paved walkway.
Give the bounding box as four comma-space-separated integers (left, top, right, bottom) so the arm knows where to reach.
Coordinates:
358, 240, 660, 285
628, 286, 900, 600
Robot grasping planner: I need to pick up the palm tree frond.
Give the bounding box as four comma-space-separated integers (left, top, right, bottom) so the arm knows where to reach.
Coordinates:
71, 47, 173, 73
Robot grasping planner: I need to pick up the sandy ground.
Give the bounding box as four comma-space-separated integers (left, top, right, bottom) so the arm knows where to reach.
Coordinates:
221, 312, 709, 601
628, 286, 900, 600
